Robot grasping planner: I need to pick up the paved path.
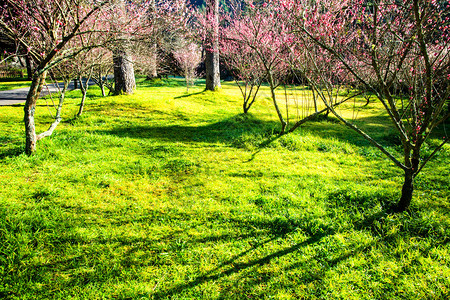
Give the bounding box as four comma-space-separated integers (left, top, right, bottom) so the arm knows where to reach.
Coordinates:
0, 87, 33, 106
0, 79, 96, 106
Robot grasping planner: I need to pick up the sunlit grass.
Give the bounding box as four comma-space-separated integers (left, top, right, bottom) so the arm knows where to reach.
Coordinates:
0, 78, 449, 299
0, 78, 31, 91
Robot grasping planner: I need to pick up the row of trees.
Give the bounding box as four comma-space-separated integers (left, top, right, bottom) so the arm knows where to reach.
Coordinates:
0, 0, 195, 153
1, 0, 448, 212
219, 0, 449, 212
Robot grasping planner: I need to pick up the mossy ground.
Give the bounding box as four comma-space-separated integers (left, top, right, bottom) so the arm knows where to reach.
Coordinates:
0, 77, 449, 299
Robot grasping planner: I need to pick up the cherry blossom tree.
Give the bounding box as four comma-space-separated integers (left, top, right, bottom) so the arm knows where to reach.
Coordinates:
91, 48, 114, 97
133, 42, 159, 78
73, 48, 103, 117
223, 0, 302, 133
37, 61, 77, 141
173, 42, 203, 92
0, 0, 156, 154
284, 0, 450, 211
221, 0, 362, 129
0, 0, 121, 154
134, 0, 193, 80
221, 35, 265, 113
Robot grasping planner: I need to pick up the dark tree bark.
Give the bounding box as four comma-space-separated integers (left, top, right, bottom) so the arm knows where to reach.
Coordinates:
205, 0, 220, 91
25, 54, 34, 80
395, 153, 420, 212
113, 48, 135, 95
396, 170, 414, 212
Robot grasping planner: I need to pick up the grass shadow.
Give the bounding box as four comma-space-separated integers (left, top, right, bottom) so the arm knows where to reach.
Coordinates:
151, 205, 421, 299
174, 90, 205, 99
0, 78, 30, 83
245, 135, 281, 162
151, 222, 333, 299
94, 113, 280, 149
0, 203, 309, 297
2, 188, 447, 299
297, 114, 400, 149
0, 146, 23, 159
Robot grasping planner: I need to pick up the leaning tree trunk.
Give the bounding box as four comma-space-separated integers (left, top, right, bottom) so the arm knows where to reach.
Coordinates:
36, 80, 68, 141
205, 0, 221, 91
77, 76, 89, 117
268, 70, 287, 134
395, 151, 420, 212
24, 71, 47, 155
113, 48, 135, 95
98, 73, 107, 97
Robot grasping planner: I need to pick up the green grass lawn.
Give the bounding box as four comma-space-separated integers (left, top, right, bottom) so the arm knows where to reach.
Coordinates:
0, 78, 449, 299
0, 78, 31, 91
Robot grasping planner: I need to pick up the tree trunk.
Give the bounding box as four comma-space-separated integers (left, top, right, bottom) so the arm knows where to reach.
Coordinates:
25, 55, 34, 80
268, 71, 286, 134
205, 0, 221, 91
205, 50, 220, 91
243, 103, 249, 114
149, 43, 158, 78
312, 88, 318, 113
94, 70, 107, 97
395, 170, 414, 212
113, 49, 135, 95
77, 90, 87, 117
36, 80, 67, 141
101, 84, 106, 97
77, 75, 88, 117
24, 71, 47, 155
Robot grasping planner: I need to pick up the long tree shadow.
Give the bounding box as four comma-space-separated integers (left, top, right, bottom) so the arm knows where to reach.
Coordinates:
0, 203, 276, 297
94, 113, 280, 148
151, 229, 332, 299
296, 114, 401, 148
148, 205, 417, 299
174, 91, 205, 99
3, 191, 447, 299
149, 206, 389, 299
93, 109, 413, 154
